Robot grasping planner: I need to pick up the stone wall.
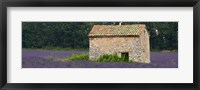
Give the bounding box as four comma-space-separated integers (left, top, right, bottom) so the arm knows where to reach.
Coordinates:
89, 35, 150, 63
140, 29, 150, 63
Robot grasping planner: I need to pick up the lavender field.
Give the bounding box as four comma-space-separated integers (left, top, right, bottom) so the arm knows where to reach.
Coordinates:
22, 49, 178, 68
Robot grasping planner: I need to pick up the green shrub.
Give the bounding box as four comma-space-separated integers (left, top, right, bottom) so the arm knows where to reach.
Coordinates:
96, 53, 129, 62
60, 53, 129, 62
60, 54, 89, 61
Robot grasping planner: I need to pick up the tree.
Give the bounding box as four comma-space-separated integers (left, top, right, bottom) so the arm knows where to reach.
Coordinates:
22, 22, 178, 51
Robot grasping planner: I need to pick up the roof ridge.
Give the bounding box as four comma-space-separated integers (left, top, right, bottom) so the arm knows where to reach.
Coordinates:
94, 24, 145, 26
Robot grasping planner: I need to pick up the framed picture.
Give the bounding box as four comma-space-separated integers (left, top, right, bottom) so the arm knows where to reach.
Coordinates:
0, 0, 199, 90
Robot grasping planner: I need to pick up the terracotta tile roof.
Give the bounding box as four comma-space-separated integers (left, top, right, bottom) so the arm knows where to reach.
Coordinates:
88, 24, 146, 37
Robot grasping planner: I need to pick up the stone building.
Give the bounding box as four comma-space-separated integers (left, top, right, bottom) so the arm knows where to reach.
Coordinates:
88, 24, 150, 63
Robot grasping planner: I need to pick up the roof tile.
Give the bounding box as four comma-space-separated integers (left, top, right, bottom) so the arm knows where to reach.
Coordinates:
88, 24, 146, 37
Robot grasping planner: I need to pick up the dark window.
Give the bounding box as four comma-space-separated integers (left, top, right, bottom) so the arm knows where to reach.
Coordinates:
121, 52, 129, 61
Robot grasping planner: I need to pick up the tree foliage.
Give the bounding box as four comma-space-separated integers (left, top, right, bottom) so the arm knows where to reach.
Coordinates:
22, 22, 178, 51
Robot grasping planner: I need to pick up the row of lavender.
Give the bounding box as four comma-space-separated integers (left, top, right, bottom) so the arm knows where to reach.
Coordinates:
22, 50, 178, 68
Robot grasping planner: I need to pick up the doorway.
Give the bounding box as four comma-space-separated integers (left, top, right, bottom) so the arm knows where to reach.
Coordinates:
121, 52, 129, 61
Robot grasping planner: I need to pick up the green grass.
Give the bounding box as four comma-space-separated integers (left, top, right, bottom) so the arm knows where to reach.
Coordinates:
59, 53, 129, 62
23, 47, 88, 51
151, 49, 178, 52
96, 53, 129, 62
60, 54, 89, 61
45, 56, 57, 60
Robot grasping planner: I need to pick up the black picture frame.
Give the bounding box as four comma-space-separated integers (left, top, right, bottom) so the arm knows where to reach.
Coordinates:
0, 0, 199, 90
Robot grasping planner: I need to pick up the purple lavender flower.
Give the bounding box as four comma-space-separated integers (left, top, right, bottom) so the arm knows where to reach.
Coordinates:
22, 50, 178, 68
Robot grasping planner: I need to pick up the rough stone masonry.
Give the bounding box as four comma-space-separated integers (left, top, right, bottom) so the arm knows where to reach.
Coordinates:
88, 24, 150, 63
